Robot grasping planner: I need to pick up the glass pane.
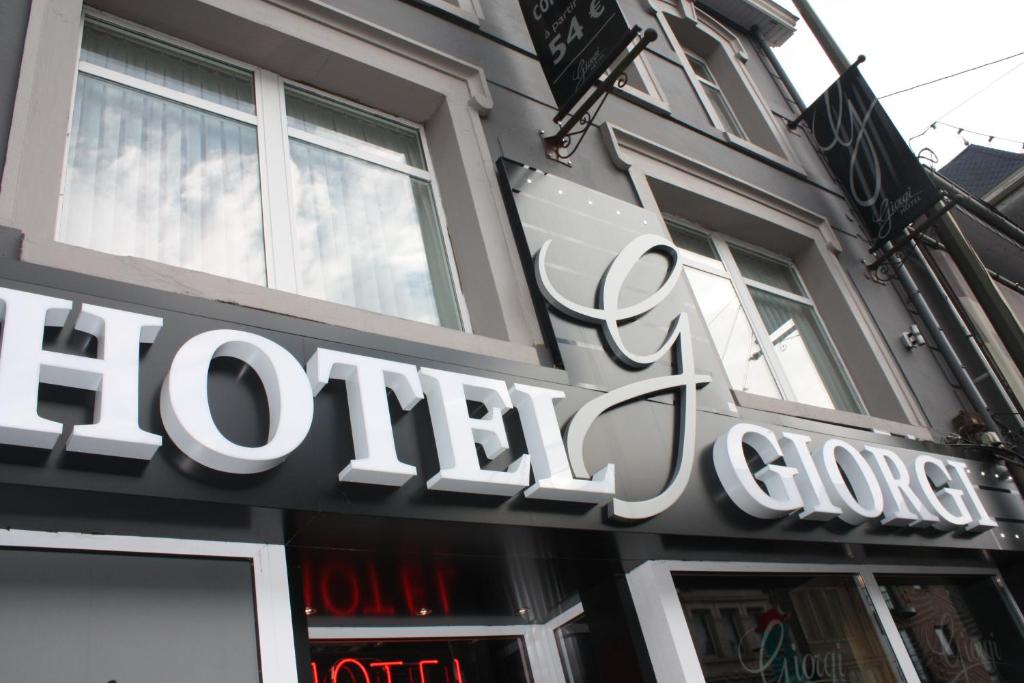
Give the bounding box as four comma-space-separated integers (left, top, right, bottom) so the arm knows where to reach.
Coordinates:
289, 137, 460, 328
677, 575, 902, 683
310, 638, 530, 683
703, 84, 745, 137
686, 54, 714, 82
59, 74, 267, 286
732, 247, 804, 295
685, 268, 781, 399
878, 576, 1024, 682
81, 20, 255, 114
286, 88, 426, 169
750, 289, 858, 412
668, 223, 727, 273
556, 613, 600, 683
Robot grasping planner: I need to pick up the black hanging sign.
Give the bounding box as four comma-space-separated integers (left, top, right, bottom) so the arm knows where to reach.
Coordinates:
798, 62, 942, 243
520, 0, 634, 116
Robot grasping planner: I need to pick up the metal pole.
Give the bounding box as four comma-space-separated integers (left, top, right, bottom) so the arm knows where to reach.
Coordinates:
789, 0, 1022, 443
790, 0, 851, 71
887, 242, 1000, 434
931, 212, 1024, 378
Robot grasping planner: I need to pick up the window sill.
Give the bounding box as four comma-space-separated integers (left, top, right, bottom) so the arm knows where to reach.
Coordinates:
18, 237, 546, 368
731, 390, 936, 442
723, 131, 802, 175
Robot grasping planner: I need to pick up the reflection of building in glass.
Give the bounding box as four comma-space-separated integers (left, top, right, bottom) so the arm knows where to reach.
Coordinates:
883, 584, 998, 683
678, 576, 897, 683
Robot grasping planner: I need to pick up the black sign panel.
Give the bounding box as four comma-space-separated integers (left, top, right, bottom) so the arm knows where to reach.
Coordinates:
519, 0, 633, 114
803, 65, 941, 243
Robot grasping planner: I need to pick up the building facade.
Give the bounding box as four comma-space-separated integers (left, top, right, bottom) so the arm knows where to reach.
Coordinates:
0, 0, 1023, 681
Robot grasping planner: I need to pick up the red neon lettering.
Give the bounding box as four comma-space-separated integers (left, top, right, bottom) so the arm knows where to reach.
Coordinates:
320, 563, 360, 616
417, 659, 440, 683
310, 661, 320, 683
401, 565, 427, 616
302, 561, 314, 615
365, 565, 396, 616
433, 565, 456, 616
330, 658, 371, 683
368, 660, 403, 683
452, 658, 463, 683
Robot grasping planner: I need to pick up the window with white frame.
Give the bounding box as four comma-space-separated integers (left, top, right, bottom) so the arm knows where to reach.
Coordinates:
59, 17, 463, 329
683, 50, 744, 138
604, 37, 669, 111
667, 218, 861, 413
662, 11, 786, 157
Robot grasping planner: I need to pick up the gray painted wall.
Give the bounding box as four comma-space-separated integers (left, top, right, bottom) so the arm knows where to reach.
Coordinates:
0, 0, 1008, 461
0, 0, 29, 185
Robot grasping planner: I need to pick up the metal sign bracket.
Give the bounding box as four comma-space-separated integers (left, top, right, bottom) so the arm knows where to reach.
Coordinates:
541, 27, 657, 164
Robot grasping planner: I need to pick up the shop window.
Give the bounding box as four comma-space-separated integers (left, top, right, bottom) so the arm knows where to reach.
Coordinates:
59, 17, 462, 330
309, 638, 529, 683
667, 218, 862, 413
878, 576, 1024, 681
675, 574, 903, 683
554, 612, 599, 683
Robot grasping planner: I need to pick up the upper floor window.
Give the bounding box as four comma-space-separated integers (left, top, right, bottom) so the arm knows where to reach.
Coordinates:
662, 10, 786, 157
59, 17, 462, 329
668, 219, 861, 413
683, 50, 744, 138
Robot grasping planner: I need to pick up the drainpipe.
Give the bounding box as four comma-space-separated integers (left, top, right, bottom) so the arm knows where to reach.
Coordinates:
928, 170, 1024, 245
887, 243, 999, 433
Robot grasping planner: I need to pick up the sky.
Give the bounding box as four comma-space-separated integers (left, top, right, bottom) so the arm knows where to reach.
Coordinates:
771, 1, 1024, 170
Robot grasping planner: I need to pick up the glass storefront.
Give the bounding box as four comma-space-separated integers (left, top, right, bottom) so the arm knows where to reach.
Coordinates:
675, 574, 903, 683
878, 575, 1024, 682
310, 638, 530, 683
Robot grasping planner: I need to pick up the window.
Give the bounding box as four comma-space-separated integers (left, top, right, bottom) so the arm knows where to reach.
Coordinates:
675, 574, 903, 683
59, 17, 462, 329
667, 218, 861, 413
684, 51, 744, 138
661, 10, 788, 157
604, 37, 670, 112
877, 576, 1024, 682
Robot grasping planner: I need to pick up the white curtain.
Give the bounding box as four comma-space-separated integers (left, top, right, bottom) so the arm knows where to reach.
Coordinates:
286, 90, 460, 328
59, 23, 266, 286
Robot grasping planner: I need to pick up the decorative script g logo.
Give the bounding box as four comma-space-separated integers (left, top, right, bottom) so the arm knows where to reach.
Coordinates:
535, 233, 709, 521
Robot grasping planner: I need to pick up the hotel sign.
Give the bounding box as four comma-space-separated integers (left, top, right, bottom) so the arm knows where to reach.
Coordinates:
0, 267, 998, 533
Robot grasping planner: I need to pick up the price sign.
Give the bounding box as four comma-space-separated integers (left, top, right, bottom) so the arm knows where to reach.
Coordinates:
520, 0, 634, 115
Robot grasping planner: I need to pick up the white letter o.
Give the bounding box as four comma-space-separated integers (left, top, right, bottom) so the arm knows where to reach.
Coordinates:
160, 330, 314, 474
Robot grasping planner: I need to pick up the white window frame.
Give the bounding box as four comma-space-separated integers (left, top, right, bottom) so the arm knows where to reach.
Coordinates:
605, 37, 671, 113
627, 559, 1024, 683
667, 217, 865, 414
655, 4, 799, 166
681, 49, 745, 139
0, 528, 299, 683
61, 11, 470, 331
416, 0, 484, 25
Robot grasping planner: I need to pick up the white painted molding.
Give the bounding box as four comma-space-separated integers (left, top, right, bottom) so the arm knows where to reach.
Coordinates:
226, 0, 493, 112
602, 123, 843, 253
